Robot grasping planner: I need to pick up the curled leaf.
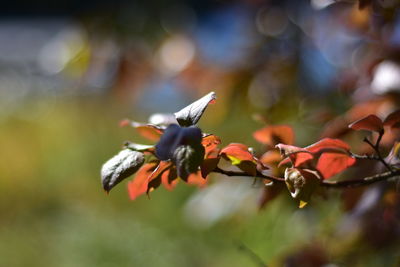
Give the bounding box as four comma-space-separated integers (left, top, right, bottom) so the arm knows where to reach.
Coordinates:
284, 168, 320, 208
220, 143, 258, 176
348, 114, 383, 132
122, 120, 164, 142
385, 142, 400, 169
174, 92, 216, 127
220, 143, 255, 164
201, 134, 221, 154
124, 142, 155, 152
277, 138, 356, 179
383, 109, 400, 129
101, 149, 145, 192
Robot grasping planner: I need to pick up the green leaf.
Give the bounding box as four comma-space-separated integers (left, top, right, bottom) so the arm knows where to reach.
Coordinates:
101, 149, 145, 192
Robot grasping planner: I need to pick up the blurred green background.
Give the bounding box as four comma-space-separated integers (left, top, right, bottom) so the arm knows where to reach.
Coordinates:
1, 0, 400, 266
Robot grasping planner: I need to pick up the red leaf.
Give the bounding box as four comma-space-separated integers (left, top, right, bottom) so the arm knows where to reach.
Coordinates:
348, 114, 383, 132
147, 161, 171, 193
383, 110, 400, 129
277, 138, 355, 176
306, 138, 352, 154
161, 167, 179, 191
260, 150, 282, 165
127, 163, 157, 200
253, 125, 295, 146
186, 171, 207, 187
276, 144, 313, 167
202, 134, 221, 154
316, 153, 356, 179
220, 143, 255, 164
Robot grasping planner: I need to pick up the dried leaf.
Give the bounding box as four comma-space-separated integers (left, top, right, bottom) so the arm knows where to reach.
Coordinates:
385, 142, 400, 169
284, 168, 320, 208
174, 92, 216, 127
101, 149, 145, 192
348, 114, 383, 132
277, 139, 355, 179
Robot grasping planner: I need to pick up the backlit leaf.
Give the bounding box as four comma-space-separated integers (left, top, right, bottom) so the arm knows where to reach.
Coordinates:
202, 134, 221, 154
174, 91, 216, 127
161, 167, 179, 191
147, 161, 171, 193
348, 114, 383, 132
186, 171, 208, 187
253, 125, 295, 147
316, 152, 356, 179
101, 149, 145, 192
220, 143, 255, 164
122, 120, 164, 142
127, 163, 157, 200
383, 109, 400, 129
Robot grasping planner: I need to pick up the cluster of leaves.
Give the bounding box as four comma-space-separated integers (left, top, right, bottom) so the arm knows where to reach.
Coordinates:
101, 92, 400, 208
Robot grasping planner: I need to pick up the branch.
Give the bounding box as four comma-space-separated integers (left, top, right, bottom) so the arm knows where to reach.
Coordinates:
321, 169, 400, 188
212, 167, 400, 188
363, 131, 393, 172
212, 167, 285, 182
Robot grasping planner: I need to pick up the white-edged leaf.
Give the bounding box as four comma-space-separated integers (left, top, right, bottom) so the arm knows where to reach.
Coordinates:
174, 92, 216, 127
101, 149, 145, 192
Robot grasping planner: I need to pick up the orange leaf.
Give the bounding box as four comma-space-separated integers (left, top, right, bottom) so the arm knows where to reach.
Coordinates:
276, 144, 313, 167
316, 153, 356, 179
127, 163, 157, 200
306, 138, 352, 153
135, 125, 164, 142
161, 167, 179, 191
220, 143, 255, 164
202, 134, 221, 154
186, 171, 207, 187
147, 161, 171, 193
383, 109, 400, 129
348, 114, 383, 132
253, 125, 295, 146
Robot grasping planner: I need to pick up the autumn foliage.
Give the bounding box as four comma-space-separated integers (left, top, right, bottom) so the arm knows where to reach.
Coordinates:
101, 92, 400, 208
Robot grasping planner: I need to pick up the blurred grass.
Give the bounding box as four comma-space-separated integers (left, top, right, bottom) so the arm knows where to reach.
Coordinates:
0, 96, 349, 267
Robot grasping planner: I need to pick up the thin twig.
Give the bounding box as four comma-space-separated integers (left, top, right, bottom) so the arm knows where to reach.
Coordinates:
321, 170, 400, 187
212, 167, 400, 188
236, 240, 268, 267
363, 131, 393, 172
350, 152, 379, 160
212, 167, 285, 182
